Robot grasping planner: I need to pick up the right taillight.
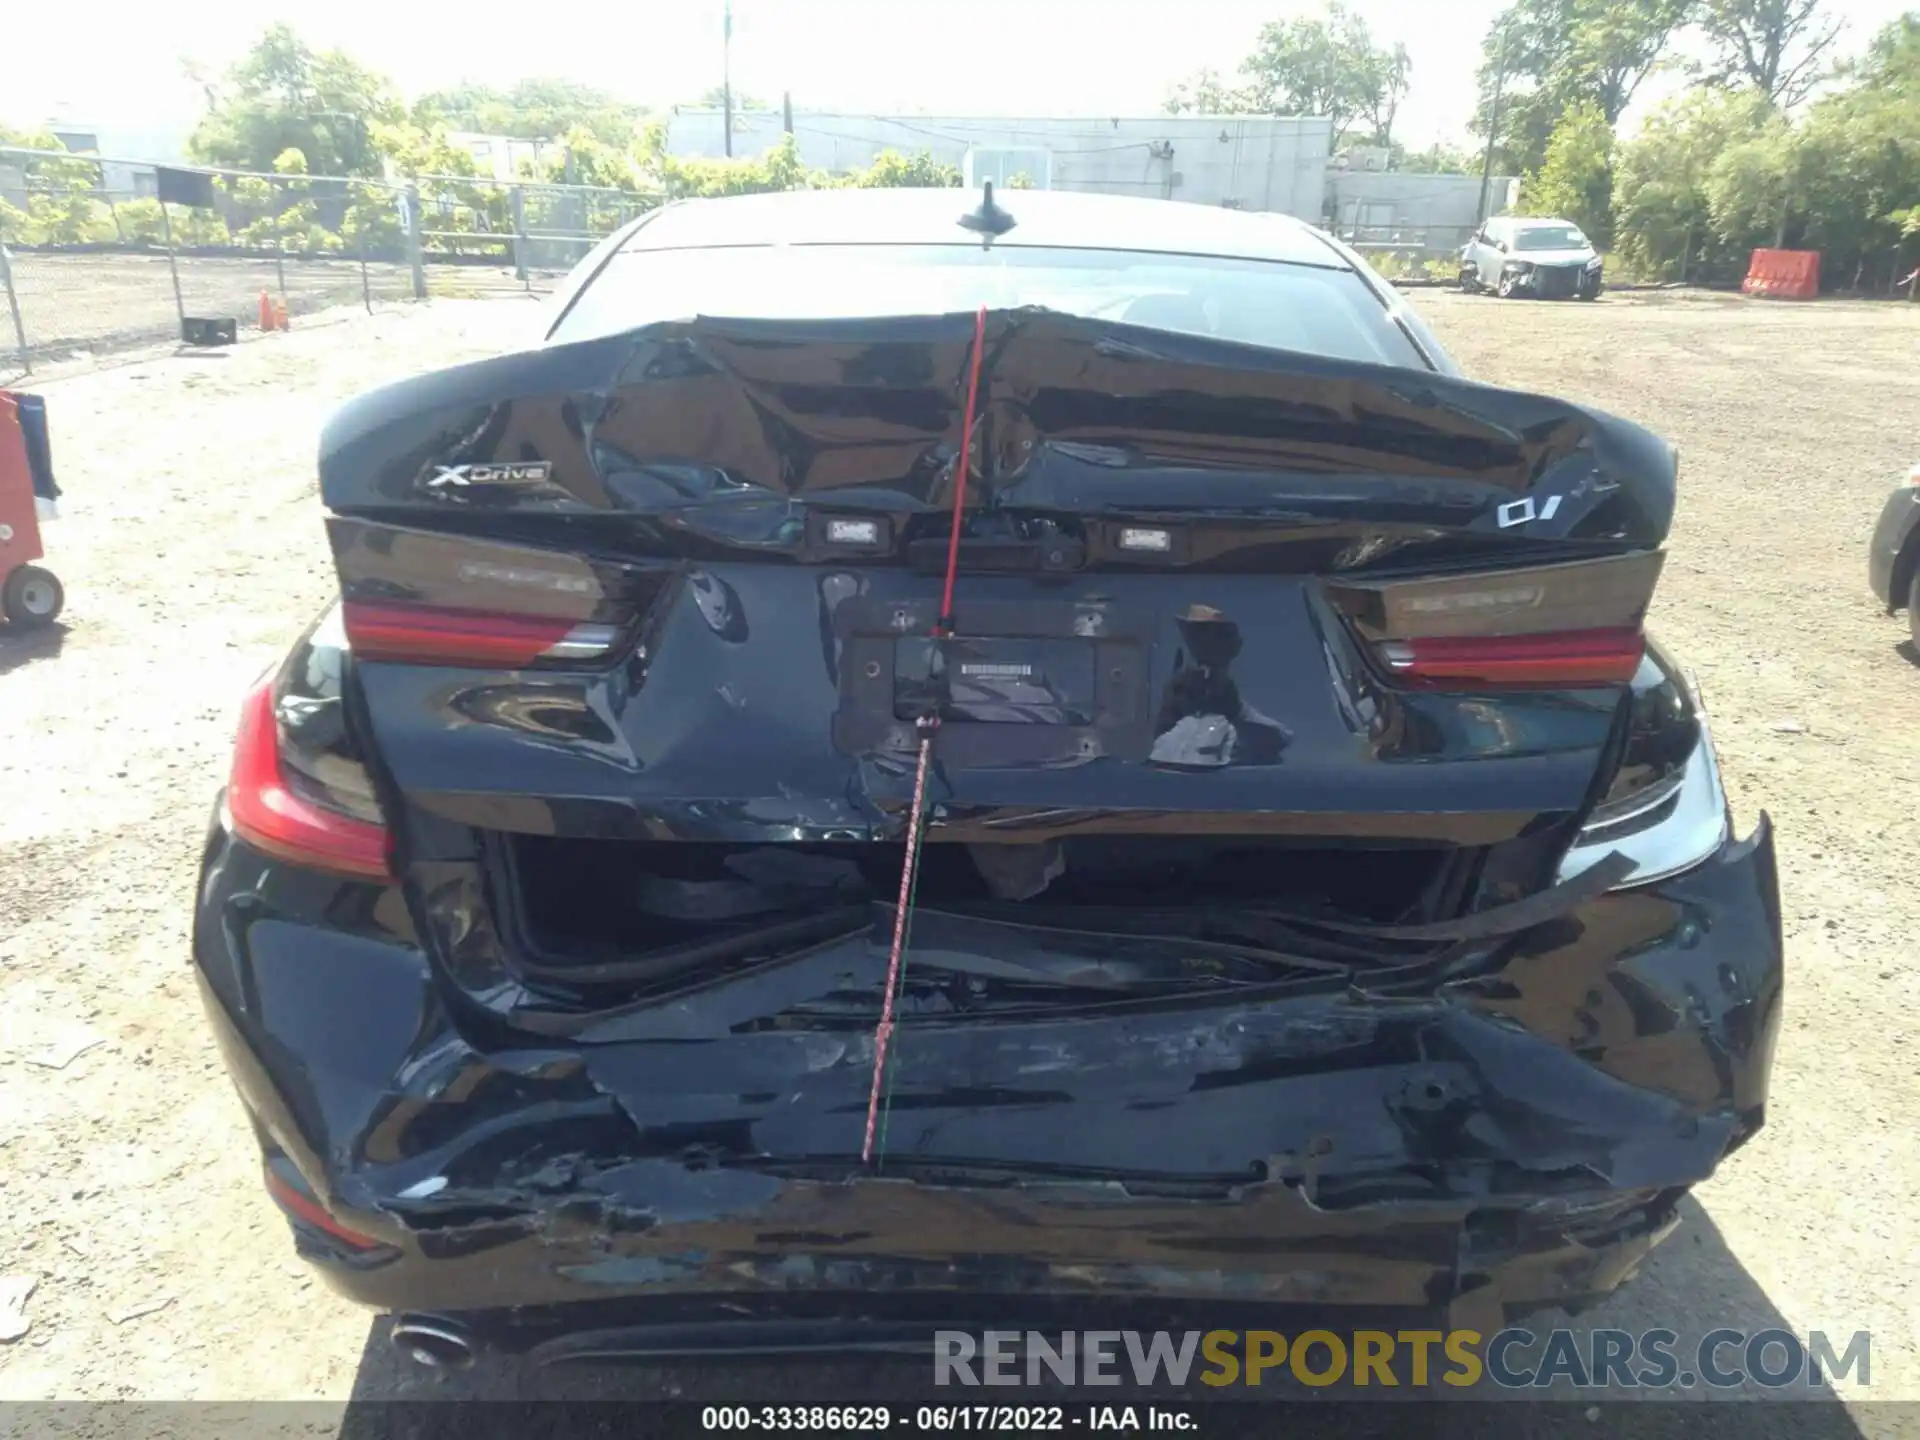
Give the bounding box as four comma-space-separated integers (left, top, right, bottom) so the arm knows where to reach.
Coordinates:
1377, 627, 1645, 688
1329, 551, 1664, 692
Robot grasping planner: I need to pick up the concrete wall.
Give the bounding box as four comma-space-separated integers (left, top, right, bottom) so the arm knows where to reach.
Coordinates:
1324, 171, 1521, 252
665, 110, 1334, 219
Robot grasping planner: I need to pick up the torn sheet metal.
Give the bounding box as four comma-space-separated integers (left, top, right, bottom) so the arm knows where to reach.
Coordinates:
193, 812, 1778, 1321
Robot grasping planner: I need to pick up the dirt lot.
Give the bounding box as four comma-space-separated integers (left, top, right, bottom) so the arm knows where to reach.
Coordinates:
1, 289, 1917, 1430
1, 251, 538, 366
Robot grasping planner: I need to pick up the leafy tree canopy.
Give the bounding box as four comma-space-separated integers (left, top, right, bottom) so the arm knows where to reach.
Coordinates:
412, 78, 645, 146
1609, 13, 1920, 289
1165, 3, 1412, 148
1472, 0, 1691, 174
188, 23, 401, 176
1522, 101, 1617, 242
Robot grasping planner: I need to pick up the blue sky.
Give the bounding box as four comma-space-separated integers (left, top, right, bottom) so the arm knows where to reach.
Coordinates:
7, 0, 1913, 158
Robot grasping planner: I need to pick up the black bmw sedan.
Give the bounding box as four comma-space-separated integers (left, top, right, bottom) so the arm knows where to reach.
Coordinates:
191, 186, 1780, 1369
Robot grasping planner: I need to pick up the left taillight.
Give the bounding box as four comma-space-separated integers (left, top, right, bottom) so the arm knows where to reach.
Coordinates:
227, 608, 394, 880
341, 600, 620, 667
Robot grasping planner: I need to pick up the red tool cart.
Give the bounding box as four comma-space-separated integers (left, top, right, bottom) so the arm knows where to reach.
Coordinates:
0, 390, 64, 629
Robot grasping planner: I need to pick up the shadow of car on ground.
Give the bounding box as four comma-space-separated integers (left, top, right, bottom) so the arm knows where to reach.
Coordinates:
336, 1197, 1868, 1440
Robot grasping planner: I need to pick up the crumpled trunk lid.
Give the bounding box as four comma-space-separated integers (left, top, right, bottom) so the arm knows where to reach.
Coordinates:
318, 309, 1678, 986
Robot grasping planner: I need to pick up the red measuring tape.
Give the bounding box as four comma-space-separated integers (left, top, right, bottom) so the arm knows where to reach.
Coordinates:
860, 305, 988, 1166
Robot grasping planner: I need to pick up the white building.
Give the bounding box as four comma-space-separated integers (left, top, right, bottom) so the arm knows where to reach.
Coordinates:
665, 110, 1334, 220
1326, 171, 1522, 253
13, 117, 196, 199
442, 132, 564, 182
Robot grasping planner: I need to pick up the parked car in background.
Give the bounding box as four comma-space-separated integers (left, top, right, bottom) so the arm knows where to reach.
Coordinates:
1868, 460, 1920, 648
191, 187, 1778, 1369
1461, 217, 1605, 300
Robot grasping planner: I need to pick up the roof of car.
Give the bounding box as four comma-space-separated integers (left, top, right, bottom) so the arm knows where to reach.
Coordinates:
618, 186, 1352, 268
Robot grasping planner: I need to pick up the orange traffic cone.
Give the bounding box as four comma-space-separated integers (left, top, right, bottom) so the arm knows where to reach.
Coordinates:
258, 291, 275, 331
273, 297, 290, 331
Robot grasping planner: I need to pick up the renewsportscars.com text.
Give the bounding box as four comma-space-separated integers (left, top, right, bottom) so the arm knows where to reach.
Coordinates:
933, 1328, 1871, 1391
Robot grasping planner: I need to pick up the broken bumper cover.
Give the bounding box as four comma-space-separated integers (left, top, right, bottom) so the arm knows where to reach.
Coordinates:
1506, 262, 1603, 298
191, 816, 1780, 1329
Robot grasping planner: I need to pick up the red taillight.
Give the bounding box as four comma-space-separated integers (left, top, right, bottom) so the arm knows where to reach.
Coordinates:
228, 677, 394, 880
341, 600, 618, 667
1379, 627, 1645, 688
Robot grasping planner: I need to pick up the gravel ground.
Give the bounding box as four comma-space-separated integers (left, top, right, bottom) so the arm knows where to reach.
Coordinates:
1, 289, 1916, 1435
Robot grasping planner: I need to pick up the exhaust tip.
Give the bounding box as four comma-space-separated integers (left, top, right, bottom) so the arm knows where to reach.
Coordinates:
390, 1316, 475, 1371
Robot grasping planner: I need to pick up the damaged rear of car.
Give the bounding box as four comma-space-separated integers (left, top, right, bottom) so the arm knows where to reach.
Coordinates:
191, 189, 1781, 1365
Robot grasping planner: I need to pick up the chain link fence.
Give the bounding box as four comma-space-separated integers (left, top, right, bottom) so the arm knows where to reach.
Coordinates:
1334, 223, 1477, 285
1, 147, 663, 371
1337, 223, 1478, 256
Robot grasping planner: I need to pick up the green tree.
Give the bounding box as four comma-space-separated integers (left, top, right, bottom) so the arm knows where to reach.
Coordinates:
1784, 14, 1920, 287
1166, 3, 1411, 146
413, 79, 643, 146
1355, 41, 1414, 151
1242, 3, 1408, 144
1398, 141, 1482, 174
371, 121, 515, 256
0, 124, 113, 244
1474, 0, 1692, 174
1163, 67, 1251, 115
1693, 0, 1841, 105
846, 150, 962, 188
228, 146, 340, 254
1609, 14, 1920, 291
1523, 101, 1617, 243
656, 133, 813, 199
188, 23, 401, 176
1612, 87, 1784, 278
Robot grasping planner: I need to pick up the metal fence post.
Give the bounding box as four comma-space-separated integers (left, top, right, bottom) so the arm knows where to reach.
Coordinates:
1, 244, 29, 374
358, 185, 373, 315
271, 176, 287, 296
156, 202, 188, 338
404, 184, 427, 300
511, 185, 528, 286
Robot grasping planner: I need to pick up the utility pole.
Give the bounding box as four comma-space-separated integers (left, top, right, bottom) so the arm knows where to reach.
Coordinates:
783, 90, 793, 136
722, 0, 734, 158
1477, 22, 1510, 226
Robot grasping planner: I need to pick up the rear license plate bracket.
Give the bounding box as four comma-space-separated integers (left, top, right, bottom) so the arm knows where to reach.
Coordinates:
832, 597, 1152, 768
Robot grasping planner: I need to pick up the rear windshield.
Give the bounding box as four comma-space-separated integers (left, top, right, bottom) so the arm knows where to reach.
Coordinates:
551, 243, 1427, 369
1513, 225, 1589, 252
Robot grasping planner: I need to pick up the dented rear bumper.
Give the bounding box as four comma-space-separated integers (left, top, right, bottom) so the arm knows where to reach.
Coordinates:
192, 813, 1780, 1332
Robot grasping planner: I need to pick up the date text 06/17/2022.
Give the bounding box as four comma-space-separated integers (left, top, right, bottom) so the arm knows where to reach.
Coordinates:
700, 1405, 1194, 1432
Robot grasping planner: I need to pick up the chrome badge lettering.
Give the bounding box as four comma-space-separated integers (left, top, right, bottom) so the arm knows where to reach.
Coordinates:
455, 560, 596, 595
423, 462, 555, 492
1497, 494, 1565, 528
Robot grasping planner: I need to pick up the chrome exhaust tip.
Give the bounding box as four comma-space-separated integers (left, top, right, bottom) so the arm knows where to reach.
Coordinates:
390, 1315, 476, 1370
